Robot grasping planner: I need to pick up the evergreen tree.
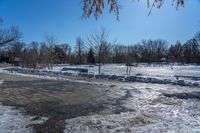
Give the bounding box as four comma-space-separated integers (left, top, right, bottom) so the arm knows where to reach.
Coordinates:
87, 48, 95, 64
54, 45, 67, 64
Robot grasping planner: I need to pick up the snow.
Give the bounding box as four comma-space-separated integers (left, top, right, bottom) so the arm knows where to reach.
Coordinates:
1, 64, 200, 87
64, 111, 200, 133
52, 64, 200, 78
0, 67, 105, 85
0, 105, 32, 133
64, 82, 200, 133
0, 64, 200, 132
0, 104, 48, 133
0, 80, 4, 85
51, 64, 200, 86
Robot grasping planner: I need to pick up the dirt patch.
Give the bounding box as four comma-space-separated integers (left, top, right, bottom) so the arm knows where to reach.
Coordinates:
25, 102, 105, 118
29, 116, 65, 133
29, 102, 104, 133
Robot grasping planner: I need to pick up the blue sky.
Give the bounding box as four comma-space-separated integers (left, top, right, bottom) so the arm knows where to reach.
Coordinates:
0, 0, 200, 46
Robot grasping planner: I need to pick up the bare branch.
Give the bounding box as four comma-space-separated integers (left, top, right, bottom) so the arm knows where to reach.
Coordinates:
0, 26, 22, 46
82, 0, 185, 20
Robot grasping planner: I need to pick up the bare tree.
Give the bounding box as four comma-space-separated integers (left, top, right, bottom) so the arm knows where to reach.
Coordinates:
112, 44, 127, 63
182, 38, 200, 63
140, 39, 168, 63
87, 28, 111, 74
39, 42, 49, 67
0, 26, 22, 46
45, 34, 57, 69
46, 34, 57, 47
30, 42, 39, 68
75, 37, 85, 64
8, 42, 24, 65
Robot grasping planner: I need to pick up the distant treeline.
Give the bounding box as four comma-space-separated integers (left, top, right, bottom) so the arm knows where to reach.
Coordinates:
1, 30, 200, 68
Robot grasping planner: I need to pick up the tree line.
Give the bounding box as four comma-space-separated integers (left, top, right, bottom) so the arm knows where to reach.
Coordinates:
1, 28, 200, 70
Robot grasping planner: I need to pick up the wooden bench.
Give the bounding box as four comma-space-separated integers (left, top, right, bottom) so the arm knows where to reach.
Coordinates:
61, 68, 88, 73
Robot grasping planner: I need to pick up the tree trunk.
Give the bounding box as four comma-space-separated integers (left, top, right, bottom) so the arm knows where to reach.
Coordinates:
98, 52, 100, 75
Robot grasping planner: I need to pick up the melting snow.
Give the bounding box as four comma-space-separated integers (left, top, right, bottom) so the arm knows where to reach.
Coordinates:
0, 105, 33, 133
0, 104, 48, 133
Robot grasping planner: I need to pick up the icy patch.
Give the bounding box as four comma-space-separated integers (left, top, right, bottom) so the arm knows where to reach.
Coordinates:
0, 104, 48, 133
0, 105, 33, 133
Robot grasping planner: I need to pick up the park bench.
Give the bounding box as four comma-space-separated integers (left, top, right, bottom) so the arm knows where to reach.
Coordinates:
61, 67, 88, 73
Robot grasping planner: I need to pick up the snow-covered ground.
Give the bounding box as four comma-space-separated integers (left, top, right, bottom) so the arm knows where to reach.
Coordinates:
64, 82, 200, 133
1, 64, 200, 86
35, 64, 200, 87
1, 64, 200, 88
0, 104, 47, 133
52, 64, 200, 78
0, 64, 200, 132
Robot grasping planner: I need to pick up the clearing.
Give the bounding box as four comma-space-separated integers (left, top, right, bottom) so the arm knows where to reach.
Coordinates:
0, 64, 200, 132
